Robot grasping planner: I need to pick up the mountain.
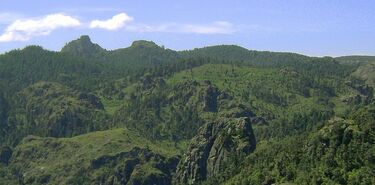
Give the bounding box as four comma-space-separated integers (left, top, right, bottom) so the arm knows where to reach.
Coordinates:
61, 35, 106, 58
0, 36, 374, 185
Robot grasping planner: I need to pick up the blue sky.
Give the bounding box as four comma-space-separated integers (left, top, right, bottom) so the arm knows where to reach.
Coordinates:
0, 0, 374, 56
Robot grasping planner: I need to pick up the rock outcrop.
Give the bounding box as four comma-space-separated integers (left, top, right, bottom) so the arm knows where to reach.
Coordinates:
174, 117, 256, 184
343, 82, 374, 105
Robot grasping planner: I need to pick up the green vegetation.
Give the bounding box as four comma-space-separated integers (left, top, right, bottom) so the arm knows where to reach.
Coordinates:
11, 128, 182, 184
0, 36, 373, 184
2, 81, 109, 146
352, 62, 375, 88
224, 106, 375, 185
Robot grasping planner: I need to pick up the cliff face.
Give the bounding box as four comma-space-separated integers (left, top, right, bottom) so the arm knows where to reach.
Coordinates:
174, 117, 256, 184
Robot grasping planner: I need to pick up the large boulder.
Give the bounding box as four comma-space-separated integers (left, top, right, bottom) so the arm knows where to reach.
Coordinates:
174, 117, 256, 184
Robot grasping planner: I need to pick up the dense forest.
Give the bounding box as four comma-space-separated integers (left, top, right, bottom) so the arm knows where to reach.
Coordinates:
0, 36, 374, 185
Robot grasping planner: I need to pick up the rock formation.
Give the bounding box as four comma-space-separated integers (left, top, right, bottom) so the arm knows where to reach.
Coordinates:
174, 117, 256, 184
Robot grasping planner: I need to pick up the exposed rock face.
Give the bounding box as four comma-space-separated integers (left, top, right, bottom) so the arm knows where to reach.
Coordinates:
174, 117, 256, 184
343, 82, 374, 105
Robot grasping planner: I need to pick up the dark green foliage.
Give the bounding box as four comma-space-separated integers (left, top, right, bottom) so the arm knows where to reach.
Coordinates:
0, 36, 373, 184
0, 147, 12, 165
221, 106, 375, 185
0, 92, 9, 143
2, 82, 109, 146
61, 35, 106, 58
113, 79, 213, 140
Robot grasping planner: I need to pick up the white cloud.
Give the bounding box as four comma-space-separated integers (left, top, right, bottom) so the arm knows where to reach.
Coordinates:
89, 12, 233, 34
90, 13, 133, 30
0, 13, 81, 42
0, 11, 235, 43
125, 21, 236, 34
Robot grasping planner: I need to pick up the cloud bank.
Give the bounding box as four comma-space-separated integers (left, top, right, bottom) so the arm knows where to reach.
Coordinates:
0, 12, 235, 42
0, 13, 81, 42
90, 13, 133, 30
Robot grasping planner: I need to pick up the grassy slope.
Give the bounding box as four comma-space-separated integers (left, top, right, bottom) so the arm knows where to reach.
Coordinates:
5, 81, 109, 142
168, 64, 352, 121
11, 128, 184, 184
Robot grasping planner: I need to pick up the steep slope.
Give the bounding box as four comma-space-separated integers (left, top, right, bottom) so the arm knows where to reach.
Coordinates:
174, 117, 256, 184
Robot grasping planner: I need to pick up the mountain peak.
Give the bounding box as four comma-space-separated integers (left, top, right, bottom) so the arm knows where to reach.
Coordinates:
130, 40, 159, 49
61, 35, 105, 58
75, 35, 93, 46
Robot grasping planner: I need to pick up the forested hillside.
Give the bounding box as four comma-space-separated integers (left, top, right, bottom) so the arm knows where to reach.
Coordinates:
0, 36, 373, 185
